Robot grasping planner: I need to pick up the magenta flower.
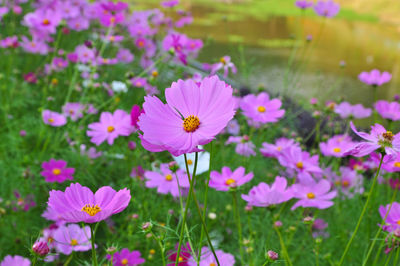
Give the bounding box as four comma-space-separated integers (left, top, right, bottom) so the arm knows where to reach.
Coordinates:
379, 202, 400, 232
209, 166, 253, 191
167, 242, 192, 266
334, 102, 372, 119
67, 17, 90, 31
241, 176, 293, 207
116, 48, 134, 63
47, 183, 131, 223
23, 9, 62, 34
374, 100, 400, 121
320, 135, 356, 157
144, 164, 189, 197
75, 44, 96, 64
260, 138, 299, 158
330, 166, 364, 198
313, 0, 340, 18
138, 76, 235, 156
189, 247, 235, 266
370, 152, 400, 173
41, 159, 75, 183
87, 109, 133, 145
131, 77, 147, 88
240, 92, 285, 124
345, 122, 400, 158
0, 255, 30, 266
161, 0, 179, 8
359, 69, 392, 86
20, 36, 49, 54
62, 102, 85, 121
291, 179, 337, 210
53, 224, 92, 255
295, 0, 313, 9
0, 35, 18, 48
98, 1, 128, 27
23, 72, 37, 84
210, 56, 237, 78
111, 248, 145, 266
42, 110, 67, 127
225, 135, 256, 157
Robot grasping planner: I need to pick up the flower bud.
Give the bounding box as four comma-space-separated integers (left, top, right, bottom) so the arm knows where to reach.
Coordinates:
32, 241, 50, 257
274, 221, 282, 228
267, 250, 278, 261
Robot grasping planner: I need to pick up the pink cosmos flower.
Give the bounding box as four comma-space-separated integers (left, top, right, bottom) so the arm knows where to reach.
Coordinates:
23, 72, 37, 83
47, 183, 131, 223
12, 191, 36, 212
116, 48, 134, 63
334, 102, 372, 119
167, 242, 192, 266
144, 164, 189, 197
130, 105, 143, 128
0, 255, 30, 266
98, 1, 128, 27
189, 247, 235, 266
131, 77, 147, 88
345, 122, 400, 158
313, 0, 340, 18
209, 166, 254, 191
53, 224, 92, 255
359, 69, 392, 86
41, 159, 75, 183
75, 44, 96, 64
67, 17, 90, 31
291, 179, 337, 210
111, 248, 145, 266
161, 0, 179, 8
240, 92, 285, 124
0, 35, 18, 48
87, 109, 133, 145
62, 102, 85, 121
241, 176, 293, 207
370, 152, 400, 173
20, 36, 49, 54
260, 138, 299, 158
224, 119, 240, 135
312, 218, 330, 238
320, 135, 356, 157
225, 135, 256, 157
327, 166, 364, 198
374, 100, 400, 121
138, 76, 236, 156
379, 202, 400, 232
42, 110, 67, 127
80, 145, 103, 159
210, 56, 237, 77
295, 0, 313, 9
23, 8, 62, 34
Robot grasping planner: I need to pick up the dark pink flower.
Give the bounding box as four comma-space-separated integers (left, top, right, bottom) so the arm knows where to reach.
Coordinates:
41, 159, 75, 183
112, 248, 145, 266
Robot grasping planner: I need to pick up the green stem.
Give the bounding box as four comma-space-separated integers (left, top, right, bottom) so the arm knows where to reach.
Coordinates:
90, 224, 98, 266
384, 248, 394, 266
198, 142, 213, 263
394, 245, 400, 265
274, 226, 293, 266
338, 155, 384, 265
363, 185, 398, 265
232, 190, 245, 265
150, 231, 166, 266
63, 252, 74, 266
32, 256, 38, 266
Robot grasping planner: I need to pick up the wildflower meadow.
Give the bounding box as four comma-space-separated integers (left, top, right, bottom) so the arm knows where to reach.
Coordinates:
1, 0, 400, 265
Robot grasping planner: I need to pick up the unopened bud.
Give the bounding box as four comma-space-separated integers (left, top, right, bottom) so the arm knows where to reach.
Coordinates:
32, 241, 49, 257
267, 250, 278, 261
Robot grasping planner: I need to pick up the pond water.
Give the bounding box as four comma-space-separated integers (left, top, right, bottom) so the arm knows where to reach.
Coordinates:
134, 1, 400, 105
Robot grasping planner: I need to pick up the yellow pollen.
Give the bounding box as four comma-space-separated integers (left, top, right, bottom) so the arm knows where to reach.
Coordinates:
187, 159, 193, 165
220, 57, 226, 64
42, 19, 50, 25
51, 78, 58, 85
110, 16, 116, 24
165, 174, 173, 181
296, 161, 304, 169
81, 204, 101, 216
69, 110, 74, 114
383, 131, 394, 142
333, 147, 341, 153
48, 237, 54, 243
178, 256, 184, 262
342, 180, 350, 187
109, 36, 115, 42
121, 259, 128, 265
70, 239, 78, 246
397, 220, 400, 225
107, 126, 115, 133
307, 192, 315, 199
149, 249, 156, 254
138, 41, 144, 47
48, 118, 55, 123
225, 178, 236, 186
210, 263, 216, 266
152, 70, 158, 77
276, 146, 282, 151
183, 115, 200, 133
257, 106, 266, 113
52, 168, 61, 175
394, 162, 400, 168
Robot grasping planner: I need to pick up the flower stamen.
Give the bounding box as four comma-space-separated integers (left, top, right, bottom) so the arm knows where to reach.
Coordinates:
183, 115, 200, 132
81, 204, 101, 216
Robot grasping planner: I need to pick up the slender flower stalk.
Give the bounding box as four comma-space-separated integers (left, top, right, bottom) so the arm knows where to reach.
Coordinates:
362, 186, 398, 265
338, 155, 384, 265
232, 190, 245, 265
274, 225, 293, 266
150, 231, 166, 266
90, 224, 98, 266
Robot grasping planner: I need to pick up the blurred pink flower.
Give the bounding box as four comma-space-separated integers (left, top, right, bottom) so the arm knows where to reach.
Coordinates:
359, 69, 391, 86
42, 110, 67, 127
374, 100, 400, 121
41, 159, 75, 183
209, 166, 253, 191
291, 179, 337, 210
240, 92, 285, 124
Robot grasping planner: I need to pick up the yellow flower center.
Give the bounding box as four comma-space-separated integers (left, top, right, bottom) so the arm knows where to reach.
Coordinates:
70, 239, 78, 246
257, 106, 266, 113
225, 178, 236, 186
42, 19, 50, 25
220, 57, 226, 64
48, 237, 54, 243
107, 126, 115, 133
296, 161, 304, 169
276, 146, 282, 151
383, 131, 394, 142
51, 78, 58, 85
121, 259, 128, 265
394, 162, 400, 168
149, 249, 156, 254
307, 192, 315, 199
109, 36, 115, 42
138, 41, 144, 47
110, 16, 116, 24
165, 174, 173, 181
48, 118, 55, 123
333, 147, 341, 153
178, 256, 184, 262
210, 263, 216, 266
187, 159, 193, 165
152, 70, 158, 77
183, 115, 200, 133
81, 204, 101, 216
52, 168, 61, 175
342, 180, 350, 187
397, 220, 400, 225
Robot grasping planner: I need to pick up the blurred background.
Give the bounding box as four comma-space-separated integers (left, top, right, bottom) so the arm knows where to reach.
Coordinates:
133, 0, 400, 105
